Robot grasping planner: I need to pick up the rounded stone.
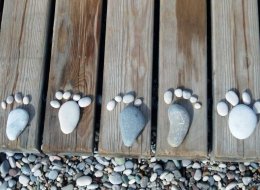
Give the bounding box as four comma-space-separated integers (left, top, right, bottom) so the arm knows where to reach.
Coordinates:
73, 94, 81, 101
109, 172, 122, 185
226, 182, 237, 190
6, 96, 14, 104
50, 100, 60, 109
194, 169, 202, 181
217, 101, 228, 116
183, 90, 191, 99
194, 102, 202, 109
19, 175, 30, 186
107, 100, 116, 111
174, 89, 183, 98
94, 171, 103, 178
1, 101, 7, 110
150, 173, 157, 182
63, 91, 72, 100
123, 94, 135, 104
48, 170, 58, 180
55, 91, 63, 100
242, 91, 251, 105
225, 91, 239, 106
164, 90, 173, 104
76, 176, 92, 186
78, 97, 91, 108
134, 99, 142, 106
253, 101, 260, 114
23, 96, 30, 105
114, 96, 122, 103
228, 104, 257, 139
190, 96, 198, 104
213, 174, 221, 181
15, 93, 23, 103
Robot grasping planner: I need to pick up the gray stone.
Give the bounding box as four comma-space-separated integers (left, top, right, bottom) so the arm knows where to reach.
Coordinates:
194, 169, 202, 181
197, 182, 210, 190
167, 104, 190, 147
125, 161, 134, 169
76, 176, 92, 186
48, 170, 58, 180
19, 175, 30, 186
0, 160, 10, 177
0, 182, 7, 190
87, 184, 99, 189
27, 155, 36, 163
114, 165, 125, 172
119, 106, 146, 147
242, 177, 252, 186
109, 172, 122, 185
165, 161, 176, 171
8, 179, 16, 188
114, 157, 125, 165
140, 176, 148, 188
61, 184, 74, 190
8, 157, 16, 169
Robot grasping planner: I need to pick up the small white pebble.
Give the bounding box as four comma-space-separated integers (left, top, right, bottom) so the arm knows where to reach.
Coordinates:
183, 90, 191, 99
63, 91, 71, 100
23, 96, 30, 105
73, 94, 81, 101
253, 101, 260, 114
217, 101, 228, 116
225, 90, 239, 106
123, 94, 135, 104
164, 90, 173, 104
114, 95, 122, 103
1, 101, 7, 110
6, 95, 14, 104
15, 93, 23, 103
194, 102, 202, 109
213, 174, 221, 181
107, 100, 116, 111
78, 97, 91, 108
50, 100, 60, 108
242, 91, 251, 105
55, 91, 63, 100
190, 95, 198, 103
134, 98, 142, 106
174, 88, 183, 98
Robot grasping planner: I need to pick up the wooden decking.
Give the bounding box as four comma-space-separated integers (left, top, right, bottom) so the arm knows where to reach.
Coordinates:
0, 0, 260, 160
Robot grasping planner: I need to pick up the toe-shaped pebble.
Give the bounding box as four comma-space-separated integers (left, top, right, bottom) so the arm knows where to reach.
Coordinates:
23, 96, 30, 105
78, 97, 91, 108
63, 91, 71, 100
73, 94, 81, 101
190, 96, 198, 104
55, 91, 63, 100
174, 89, 183, 98
194, 102, 202, 109
1, 101, 7, 110
217, 102, 228, 116
115, 95, 122, 103
164, 90, 173, 104
225, 91, 239, 106
107, 100, 116, 111
14, 93, 23, 103
253, 101, 260, 114
50, 100, 61, 109
242, 91, 251, 105
134, 98, 142, 106
183, 90, 191, 99
6, 96, 14, 104
123, 94, 135, 104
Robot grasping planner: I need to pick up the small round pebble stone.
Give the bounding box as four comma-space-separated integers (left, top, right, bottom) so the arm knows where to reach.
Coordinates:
242, 91, 251, 105
192, 162, 201, 169
94, 171, 103, 178
78, 97, 91, 108
55, 91, 63, 100
190, 96, 198, 103
50, 100, 60, 109
107, 100, 116, 111
194, 102, 202, 109
225, 90, 239, 106
76, 176, 92, 186
114, 95, 122, 103
123, 94, 135, 104
109, 172, 122, 185
63, 91, 71, 100
150, 173, 157, 182
23, 96, 30, 105
15, 93, 23, 103
217, 102, 228, 116
73, 94, 81, 101
194, 169, 202, 181
48, 170, 58, 180
183, 90, 191, 99
174, 88, 183, 98
253, 101, 260, 114
1, 101, 7, 110
182, 160, 191, 167
134, 98, 142, 106
213, 174, 221, 181
242, 177, 252, 186
87, 184, 99, 189
226, 182, 237, 190
19, 175, 30, 186
164, 90, 173, 104
6, 96, 14, 104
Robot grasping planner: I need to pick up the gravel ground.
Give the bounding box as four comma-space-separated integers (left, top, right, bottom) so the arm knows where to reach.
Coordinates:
0, 152, 260, 190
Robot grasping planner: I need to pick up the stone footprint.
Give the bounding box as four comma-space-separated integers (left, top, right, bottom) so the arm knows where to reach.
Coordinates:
1, 93, 32, 141
164, 88, 202, 147
106, 92, 147, 147
50, 91, 92, 134
217, 90, 260, 140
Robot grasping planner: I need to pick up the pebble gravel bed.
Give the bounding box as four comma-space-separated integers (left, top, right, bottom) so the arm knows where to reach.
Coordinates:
0, 152, 260, 189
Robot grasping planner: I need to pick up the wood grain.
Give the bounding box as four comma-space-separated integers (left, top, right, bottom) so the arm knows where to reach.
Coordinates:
42, 0, 102, 155
0, 0, 51, 153
212, 0, 260, 161
99, 0, 154, 157
156, 0, 207, 159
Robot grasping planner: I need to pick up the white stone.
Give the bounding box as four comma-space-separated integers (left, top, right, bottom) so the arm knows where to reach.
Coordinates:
23, 96, 30, 105
19, 175, 29, 186
55, 91, 63, 100
123, 94, 134, 104
183, 90, 191, 99
194, 169, 202, 181
242, 177, 252, 186
50, 100, 60, 109
114, 96, 122, 103
164, 91, 173, 104
58, 101, 80, 134
253, 101, 260, 114
226, 182, 237, 190
190, 96, 198, 103
63, 91, 71, 100
14, 93, 22, 103
150, 173, 157, 182
1, 101, 7, 110
225, 91, 239, 106
194, 103, 202, 109
242, 91, 251, 105
78, 97, 91, 108
6, 109, 29, 141
217, 102, 228, 116
213, 174, 221, 181
73, 94, 81, 101
134, 98, 142, 106
174, 89, 182, 98
76, 176, 92, 186
107, 100, 116, 111
6, 96, 14, 104
202, 176, 209, 181
228, 104, 257, 139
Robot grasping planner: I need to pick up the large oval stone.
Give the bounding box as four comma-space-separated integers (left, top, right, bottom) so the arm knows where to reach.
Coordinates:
228, 104, 257, 139
168, 104, 190, 147
119, 106, 146, 147
58, 101, 80, 134
6, 109, 29, 141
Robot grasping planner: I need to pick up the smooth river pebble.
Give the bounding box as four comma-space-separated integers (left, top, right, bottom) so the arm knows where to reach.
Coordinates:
183, 90, 191, 99
225, 91, 239, 106
23, 96, 30, 105
190, 95, 198, 103
174, 89, 183, 98
55, 91, 63, 100
78, 97, 91, 108
50, 100, 61, 109
253, 101, 260, 114
1, 101, 7, 110
73, 94, 81, 101
76, 176, 92, 186
134, 98, 142, 106
114, 95, 122, 103
242, 91, 251, 105
217, 102, 228, 116
107, 100, 116, 111
123, 94, 135, 104
15, 93, 23, 103
63, 91, 71, 100
164, 90, 173, 104
6, 95, 14, 104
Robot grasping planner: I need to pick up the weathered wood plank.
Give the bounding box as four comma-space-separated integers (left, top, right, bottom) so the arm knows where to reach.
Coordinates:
156, 0, 207, 159
99, 0, 154, 157
212, 0, 260, 161
0, 0, 51, 153
41, 0, 102, 155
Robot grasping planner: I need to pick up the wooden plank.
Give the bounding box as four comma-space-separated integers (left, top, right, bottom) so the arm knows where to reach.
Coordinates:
98, 0, 154, 157
0, 0, 51, 153
156, 0, 207, 159
212, 0, 260, 161
41, 0, 102, 155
